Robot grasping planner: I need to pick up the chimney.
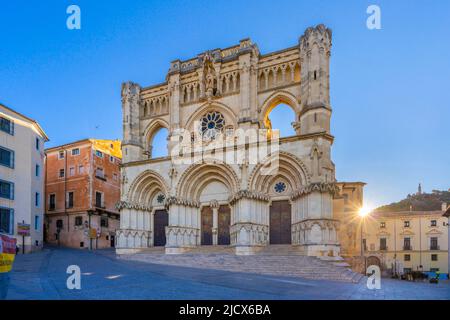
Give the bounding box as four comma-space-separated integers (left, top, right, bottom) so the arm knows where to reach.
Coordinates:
442, 202, 448, 212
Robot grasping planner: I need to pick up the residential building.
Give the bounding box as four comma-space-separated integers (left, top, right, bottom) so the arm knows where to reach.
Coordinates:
362, 206, 449, 274
0, 103, 49, 253
44, 139, 121, 249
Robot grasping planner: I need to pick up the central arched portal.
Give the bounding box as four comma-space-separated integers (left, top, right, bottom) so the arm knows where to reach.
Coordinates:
201, 205, 231, 245
269, 200, 291, 244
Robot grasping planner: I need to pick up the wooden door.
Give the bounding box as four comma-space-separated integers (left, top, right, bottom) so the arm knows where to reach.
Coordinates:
218, 205, 231, 245
270, 200, 292, 244
154, 210, 168, 246
201, 206, 213, 245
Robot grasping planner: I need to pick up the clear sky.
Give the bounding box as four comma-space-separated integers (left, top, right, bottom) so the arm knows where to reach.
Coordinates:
1, 0, 449, 208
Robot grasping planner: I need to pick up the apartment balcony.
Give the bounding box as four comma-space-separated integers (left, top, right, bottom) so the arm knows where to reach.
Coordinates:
379, 246, 388, 251
403, 246, 412, 251
430, 245, 440, 251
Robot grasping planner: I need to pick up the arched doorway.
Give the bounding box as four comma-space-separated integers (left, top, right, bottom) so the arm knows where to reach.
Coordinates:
153, 210, 168, 246
201, 205, 231, 246
367, 256, 382, 269
270, 200, 291, 244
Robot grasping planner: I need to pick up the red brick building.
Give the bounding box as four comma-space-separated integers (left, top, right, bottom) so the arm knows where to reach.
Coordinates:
44, 139, 121, 249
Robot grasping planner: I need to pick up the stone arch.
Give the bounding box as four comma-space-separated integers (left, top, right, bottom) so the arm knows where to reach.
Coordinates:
259, 90, 300, 130
247, 151, 310, 193
183, 101, 238, 134
176, 161, 239, 201
127, 170, 169, 204
143, 118, 169, 157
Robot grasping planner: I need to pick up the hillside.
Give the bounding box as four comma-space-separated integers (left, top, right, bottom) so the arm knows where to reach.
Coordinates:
375, 190, 450, 212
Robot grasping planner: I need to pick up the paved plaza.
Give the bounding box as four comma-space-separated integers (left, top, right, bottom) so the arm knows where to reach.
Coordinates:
3, 247, 449, 300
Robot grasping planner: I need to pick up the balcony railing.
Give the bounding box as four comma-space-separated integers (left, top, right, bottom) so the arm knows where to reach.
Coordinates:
430, 245, 440, 250
380, 246, 388, 251
403, 246, 412, 251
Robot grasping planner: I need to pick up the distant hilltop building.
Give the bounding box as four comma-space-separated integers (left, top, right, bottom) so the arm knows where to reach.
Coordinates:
44, 139, 121, 249
0, 103, 49, 253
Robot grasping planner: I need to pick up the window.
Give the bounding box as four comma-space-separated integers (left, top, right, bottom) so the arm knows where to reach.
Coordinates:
35, 137, 40, 150
403, 268, 412, 274
109, 155, 114, 163
71, 148, 80, 156
0, 147, 14, 168
49, 194, 56, 210
34, 215, 40, 231
0, 180, 14, 200
380, 222, 386, 229
430, 220, 437, 227
69, 167, 75, 176
59, 151, 65, 159
0, 207, 14, 234
362, 239, 367, 251
403, 237, 411, 250
35, 192, 40, 207
59, 169, 65, 178
379, 238, 387, 251
78, 165, 84, 174
35, 164, 40, 177
100, 216, 108, 228
404, 254, 410, 261
0, 117, 13, 135
430, 237, 439, 250
430, 268, 439, 272
200, 111, 225, 140
95, 150, 103, 158
96, 168, 105, 179
56, 219, 63, 229
80, 242, 84, 248
113, 173, 118, 181
95, 192, 104, 208
404, 221, 410, 228
75, 216, 83, 226
431, 254, 438, 261
66, 192, 74, 208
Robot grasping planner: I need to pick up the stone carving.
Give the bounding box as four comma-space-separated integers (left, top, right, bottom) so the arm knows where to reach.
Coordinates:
115, 201, 152, 212
290, 182, 340, 201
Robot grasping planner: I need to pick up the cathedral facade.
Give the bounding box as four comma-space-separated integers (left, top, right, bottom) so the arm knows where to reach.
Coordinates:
116, 24, 342, 257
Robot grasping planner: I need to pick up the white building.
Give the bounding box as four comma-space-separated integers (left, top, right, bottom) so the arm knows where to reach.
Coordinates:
0, 103, 49, 253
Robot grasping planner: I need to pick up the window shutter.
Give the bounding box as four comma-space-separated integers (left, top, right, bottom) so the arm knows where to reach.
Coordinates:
10, 183, 14, 200
11, 121, 14, 135
11, 150, 15, 169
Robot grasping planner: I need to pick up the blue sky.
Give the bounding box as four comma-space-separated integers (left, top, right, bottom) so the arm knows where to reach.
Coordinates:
1, 0, 449, 208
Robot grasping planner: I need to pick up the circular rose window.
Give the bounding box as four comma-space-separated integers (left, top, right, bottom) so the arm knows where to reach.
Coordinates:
201, 111, 225, 140
274, 182, 287, 193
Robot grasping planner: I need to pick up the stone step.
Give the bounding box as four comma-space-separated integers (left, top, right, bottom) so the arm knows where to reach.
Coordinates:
119, 251, 363, 283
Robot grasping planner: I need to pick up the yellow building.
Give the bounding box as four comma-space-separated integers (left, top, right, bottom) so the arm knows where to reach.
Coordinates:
362, 207, 449, 274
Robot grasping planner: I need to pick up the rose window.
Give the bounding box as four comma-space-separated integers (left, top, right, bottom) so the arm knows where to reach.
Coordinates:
274, 182, 287, 193
157, 194, 165, 204
201, 111, 225, 140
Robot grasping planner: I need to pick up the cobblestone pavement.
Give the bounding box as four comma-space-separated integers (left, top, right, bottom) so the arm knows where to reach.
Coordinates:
4, 247, 450, 300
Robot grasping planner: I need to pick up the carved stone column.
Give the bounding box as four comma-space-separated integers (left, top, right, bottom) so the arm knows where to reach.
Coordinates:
211, 200, 220, 245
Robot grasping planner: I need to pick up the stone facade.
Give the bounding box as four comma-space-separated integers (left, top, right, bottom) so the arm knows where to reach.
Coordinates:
117, 25, 343, 257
